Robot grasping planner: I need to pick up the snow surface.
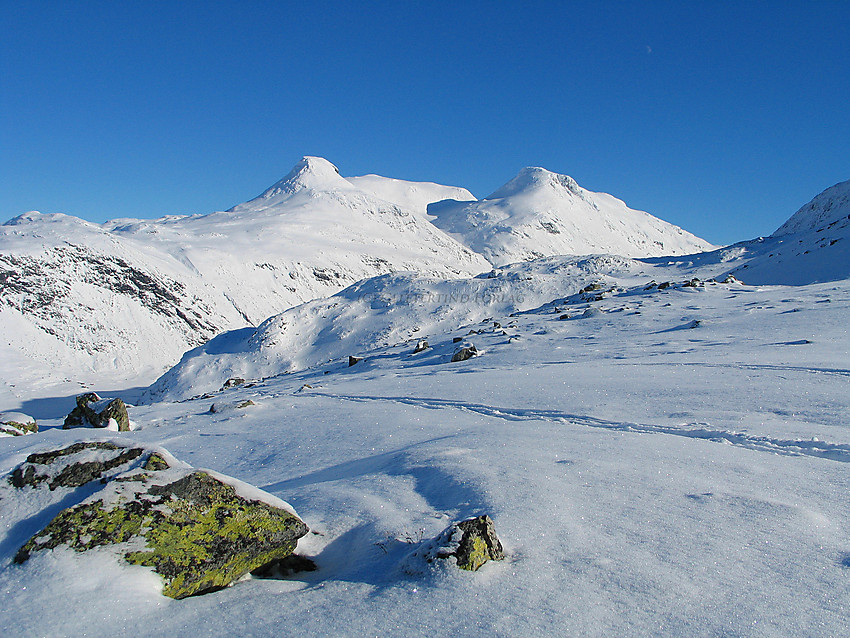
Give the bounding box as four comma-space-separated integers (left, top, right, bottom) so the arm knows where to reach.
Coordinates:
1, 168, 849, 636
2, 266, 849, 636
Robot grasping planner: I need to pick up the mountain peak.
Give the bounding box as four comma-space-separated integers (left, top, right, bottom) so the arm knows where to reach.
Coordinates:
773, 178, 850, 236
487, 166, 582, 200
257, 156, 353, 200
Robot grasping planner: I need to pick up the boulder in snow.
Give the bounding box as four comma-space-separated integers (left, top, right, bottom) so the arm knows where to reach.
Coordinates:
10, 441, 308, 599
451, 345, 479, 362
402, 515, 504, 573
0, 412, 38, 436
63, 393, 130, 432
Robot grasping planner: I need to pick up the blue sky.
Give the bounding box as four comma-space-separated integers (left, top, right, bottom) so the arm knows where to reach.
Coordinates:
2, 1, 848, 245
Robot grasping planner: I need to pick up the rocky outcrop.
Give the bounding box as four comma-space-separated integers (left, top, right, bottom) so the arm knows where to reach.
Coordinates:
9, 442, 308, 599
0, 412, 38, 436
63, 393, 131, 431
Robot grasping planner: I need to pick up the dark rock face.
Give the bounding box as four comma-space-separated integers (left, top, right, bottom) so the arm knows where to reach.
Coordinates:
413, 340, 429, 353
9, 442, 308, 599
63, 393, 130, 431
349, 355, 364, 366
451, 345, 478, 362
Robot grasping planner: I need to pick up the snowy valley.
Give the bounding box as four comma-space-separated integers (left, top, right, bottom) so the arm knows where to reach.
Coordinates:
1, 164, 849, 636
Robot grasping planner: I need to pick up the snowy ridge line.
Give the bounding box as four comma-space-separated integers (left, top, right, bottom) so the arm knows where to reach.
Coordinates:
304, 391, 850, 463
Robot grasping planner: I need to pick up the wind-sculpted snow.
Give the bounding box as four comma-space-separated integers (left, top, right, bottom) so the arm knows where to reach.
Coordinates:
428, 166, 714, 265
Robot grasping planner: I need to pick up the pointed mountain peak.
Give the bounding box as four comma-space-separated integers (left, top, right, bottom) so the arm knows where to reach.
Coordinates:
256, 156, 355, 201
486, 166, 582, 200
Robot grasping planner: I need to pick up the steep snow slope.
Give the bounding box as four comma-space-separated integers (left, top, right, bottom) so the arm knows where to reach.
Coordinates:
428, 166, 714, 265
0, 158, 490, 408
774, 178, 850, 235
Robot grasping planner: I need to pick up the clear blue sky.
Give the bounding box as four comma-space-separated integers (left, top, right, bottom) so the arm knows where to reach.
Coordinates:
2, 1, 848, 245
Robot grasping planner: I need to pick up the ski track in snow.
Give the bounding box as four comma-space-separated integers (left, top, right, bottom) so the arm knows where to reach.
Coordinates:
305, 391, 850, 463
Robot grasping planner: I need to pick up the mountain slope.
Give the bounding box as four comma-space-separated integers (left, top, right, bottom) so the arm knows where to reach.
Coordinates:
710, 178, 850, 285
428, 166, 714, 265
0, 158, 490, 406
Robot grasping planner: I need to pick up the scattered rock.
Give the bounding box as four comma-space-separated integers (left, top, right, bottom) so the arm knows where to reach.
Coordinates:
581, 307, 602, 318
9, 442, 308, 599
63, 393, 130, 432
580, 282, 605, 294
451, 345, 478, 362
453, 336, 463, 343
209, 400, 256, 414
0, 412, 38, 436
558, 313, 571, 320
220, 378, 246, 390
682, 278, 701, 288
413, 340, 429, 354
402, 515, 504, 573
349, 355, 364, 367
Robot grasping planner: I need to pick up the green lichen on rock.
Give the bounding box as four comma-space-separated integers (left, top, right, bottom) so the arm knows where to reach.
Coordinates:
143, 452, 171, 471
0, 412, 38, 436
63, 393, 130, 431
453, 515, 505, 571
10, 442, 143, 490
125, 472, 308, 598
15, 499, 145, 563
402, 514, 505, 574
10, 443, 308, 599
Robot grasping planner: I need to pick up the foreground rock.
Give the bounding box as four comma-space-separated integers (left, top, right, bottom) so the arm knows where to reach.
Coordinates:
0, 412, 38, 436
63, 392, 131, 431
402, 515, 505, 573
9, 441, 308, 599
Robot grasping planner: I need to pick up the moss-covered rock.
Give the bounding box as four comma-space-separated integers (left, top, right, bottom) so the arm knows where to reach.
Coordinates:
0, 412, 38, 436
9, 442, 308, 599
63, 393, 131, 431
402, 515, 504, 573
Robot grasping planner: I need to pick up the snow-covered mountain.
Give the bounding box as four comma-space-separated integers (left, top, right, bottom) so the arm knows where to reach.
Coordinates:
704, 178, 850, 286
428, 166, 714, 265
0, 157, 489, 404
145, 176, 850, 401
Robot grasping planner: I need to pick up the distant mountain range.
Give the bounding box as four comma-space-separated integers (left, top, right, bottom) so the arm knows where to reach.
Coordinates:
1, 158, 847, 405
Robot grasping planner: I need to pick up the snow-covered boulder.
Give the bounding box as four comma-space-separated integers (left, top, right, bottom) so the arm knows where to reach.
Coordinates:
9, 441, 308, 599
0, 412, 37, 436
62, 392, 131, 431
402, 515, 504, 573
